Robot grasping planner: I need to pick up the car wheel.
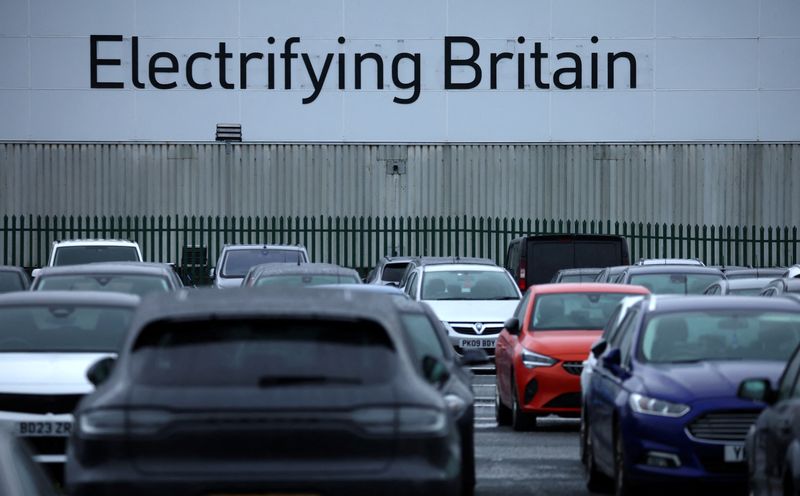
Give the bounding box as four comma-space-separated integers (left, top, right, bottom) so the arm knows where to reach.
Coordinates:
510, 376, 537, 432
785, 469, 800, 496
461, 420, 475, 496
583, 416, 612, 493
614, 429, 636, 496
495, 383, 512, 426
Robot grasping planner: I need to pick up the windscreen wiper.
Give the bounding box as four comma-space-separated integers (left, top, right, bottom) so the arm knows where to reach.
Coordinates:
257, 376, 362, 388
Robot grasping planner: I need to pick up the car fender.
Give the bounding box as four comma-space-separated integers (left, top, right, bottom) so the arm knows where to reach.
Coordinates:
785, 440, 800, 493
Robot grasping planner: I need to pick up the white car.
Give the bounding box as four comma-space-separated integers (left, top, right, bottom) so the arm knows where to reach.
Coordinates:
403, 263, 521, 367
212, 244, 309, 289
32, 239, 144, 278
0, 291, 138, 465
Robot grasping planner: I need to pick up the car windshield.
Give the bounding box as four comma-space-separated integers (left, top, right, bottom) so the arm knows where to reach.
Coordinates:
629, 273, 722, 294
559, 273, 597, 283
640, 311, 800, 363
381, 264, 409, 283
531, 292, 632, 331
421, 270, 519, 301
131, 319, 396, 387
0, 305, 133, 352
0, 272, 25, 293
53, 246, 139, 266
36, 274, 169, 296
221, 249, 304, 277
254, 274, 360, 287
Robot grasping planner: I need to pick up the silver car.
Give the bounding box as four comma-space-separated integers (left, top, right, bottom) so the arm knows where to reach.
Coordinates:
211, 244, 309, 289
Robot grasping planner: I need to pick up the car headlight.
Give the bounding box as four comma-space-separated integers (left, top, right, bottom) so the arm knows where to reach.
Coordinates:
629, 393, 690, 418
521, 348, 557, 369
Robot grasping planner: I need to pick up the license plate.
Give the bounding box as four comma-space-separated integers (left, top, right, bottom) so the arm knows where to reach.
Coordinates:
17, 421, 72, 437
724, 444, 745, 462
459, 338, 494, 349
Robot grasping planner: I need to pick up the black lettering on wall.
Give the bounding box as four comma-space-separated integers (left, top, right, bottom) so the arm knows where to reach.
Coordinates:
281, 37, 300, 89
215, 42, 234, 89
392, 52, 421, 104
186, 52, 212, 89
148, 51, 179, 89
90, 35, 124, 89
590, 36, 599, 89
301, 53, 334, 104
130, 36, 145, 89
444, 36, 482, 90
530, 42, 549, 89
355, 53, 384, 90
489, 52, 513, 89
240, 52, 263, 89
608, 51, 637, 89
554, 52, 582, 90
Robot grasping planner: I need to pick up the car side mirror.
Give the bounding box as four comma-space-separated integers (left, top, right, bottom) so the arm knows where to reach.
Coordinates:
384, 281, 399, 288
460, 349, 490, 367
738, 379, 775, 404
31, 268, 42, 279
591, 339, 608, 358
422, 356, 451, 386
602, 348, 623, 375
504, 318, 521, 336
86, 357, 116, 387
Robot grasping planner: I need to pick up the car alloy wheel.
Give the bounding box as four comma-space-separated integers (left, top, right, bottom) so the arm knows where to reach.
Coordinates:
583, 418, 611, 492
495, 383, 512, 426
614, 430, 635, 496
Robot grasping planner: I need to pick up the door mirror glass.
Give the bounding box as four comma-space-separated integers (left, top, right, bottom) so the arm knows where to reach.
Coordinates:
738, 379, 774, 404
591, 339, 608, 358
504, 318, 521, 336
602, 348, 622, 371
86, 357, 116, 387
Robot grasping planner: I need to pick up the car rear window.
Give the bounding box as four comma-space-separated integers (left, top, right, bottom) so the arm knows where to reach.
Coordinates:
640, 311, 800, 363
382, 263, 410, 283
53, 246, 139, 266
254, 274, 360, 287
131, 319, 396, 387
629, 273, 722, 295
0, 272, 25, 293
36, 274, 169, 296
531, 292, 632, 331
221, 249, 305, 277
0, 305, 133, 352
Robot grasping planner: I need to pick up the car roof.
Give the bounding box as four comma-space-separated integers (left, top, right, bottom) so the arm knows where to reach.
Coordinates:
423, 263, 504, 273
222, 244, 306, 251
557, 268, 602, 275
411, 256, 496, 267
724, 278, 773, 289
635, 258, 704, 266
0, 290, 140, 307
623, 265, 723, 275
34, 262, 172, 277
52, 239, 139, 247
315, 283, 404, 295
644, 294, 800, 313
725, 268, 786, 278
0, 266, 27, 274
379, 256, 414, 264
250, 263, 358, 277
530, 283, 651, 294
512, 234, 624, 242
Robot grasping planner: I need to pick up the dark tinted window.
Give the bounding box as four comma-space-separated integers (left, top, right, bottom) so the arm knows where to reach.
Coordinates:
779, 351, 800, 401
53, 246, 139, 266
221, 249, 305, 277
530, 292, 632, 331
629, 273, 723, 295
254, 274, 359, 287
0, 272, 25, 293
382, 263, 410, 283
132, 319, 396, 387
0, 305, 133, 352
36, 274, 170, 296
400, 313, 447, 371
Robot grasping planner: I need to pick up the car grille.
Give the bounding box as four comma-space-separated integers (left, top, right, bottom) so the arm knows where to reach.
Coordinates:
543, 393, 581, 409
562, 362, 583, 376
0, 393, 83, 415
697, 456, 747, 475
23, 437, 67, 456
687, 411, 760, 443
455, 346, 496, 359
449, 323, 504, 336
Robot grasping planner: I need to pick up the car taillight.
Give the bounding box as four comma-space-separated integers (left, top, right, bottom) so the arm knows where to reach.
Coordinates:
518, 262, 527, 291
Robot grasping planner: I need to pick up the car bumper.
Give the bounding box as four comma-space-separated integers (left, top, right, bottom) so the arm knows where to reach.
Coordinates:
515, 360, 583, 415
0, 411, 72, 464
449, 334, 498, 368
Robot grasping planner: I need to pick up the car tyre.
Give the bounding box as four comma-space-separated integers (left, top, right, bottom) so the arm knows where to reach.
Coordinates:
785, 469, 799, 496
583, 416, 612, 493
495, 383, 512, 426
510, 376, 537, 432
614, 429, 636, 496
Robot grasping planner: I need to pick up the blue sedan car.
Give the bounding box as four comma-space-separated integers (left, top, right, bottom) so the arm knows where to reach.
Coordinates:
582, 295, 800, 495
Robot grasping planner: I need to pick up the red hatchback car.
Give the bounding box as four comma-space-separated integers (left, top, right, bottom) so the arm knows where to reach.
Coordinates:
495, 283, 650, 430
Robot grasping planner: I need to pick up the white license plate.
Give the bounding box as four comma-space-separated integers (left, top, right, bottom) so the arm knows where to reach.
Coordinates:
459, 338, 494, 349
17, 421, 72, 437
724, 444, 745, 462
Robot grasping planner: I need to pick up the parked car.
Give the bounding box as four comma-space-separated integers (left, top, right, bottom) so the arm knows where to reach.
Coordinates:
32, 240, 144, 279
0, 266, 31, 293
504, 234, 629, 290
315, 283, 409, 300
0, 428, 60, 496
635, 258, 705, 266
725, 268, 787, 280
594, 266, 629, 284
582, 295, 800, 494
551, 268, 603, 283
31, 263, 182, 296
617, 265, 724, 295
397, 257, 496, 291
366, 256, 414, 286
242, 263, 361, 287
211, 244, 309, 289
704, 278, 773, 296
66, 288, 462, 496
495, 283, 650, 431
0, 291, 139, 470
760, 278, 800, 297
738, 338, 800, 496
784, 265, 800, 279
403, 263, 521, 368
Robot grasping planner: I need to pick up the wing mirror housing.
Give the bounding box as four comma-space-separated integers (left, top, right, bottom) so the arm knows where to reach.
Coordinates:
460, 349, 490, 367
591, 339, 608, 358
31, 268, 42, 279
86, 357, 117, 387
423, 356, 451, 386
209, 267, 216, 278
738, 379, 776, 405
601, 348, 629, 378
504, 318, 521, 336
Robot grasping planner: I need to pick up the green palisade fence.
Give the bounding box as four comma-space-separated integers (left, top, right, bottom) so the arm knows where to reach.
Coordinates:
2, 215, 797, 284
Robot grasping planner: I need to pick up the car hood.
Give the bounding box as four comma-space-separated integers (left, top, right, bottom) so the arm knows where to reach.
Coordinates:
523, 330, 602, 361
640, 360, 785, 403
424, 300, 519, 323
216, 277, 244, 289
0, 353, 114, 394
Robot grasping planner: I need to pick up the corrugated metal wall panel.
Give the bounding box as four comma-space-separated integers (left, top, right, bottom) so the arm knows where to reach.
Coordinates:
1, 142, 797, 227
